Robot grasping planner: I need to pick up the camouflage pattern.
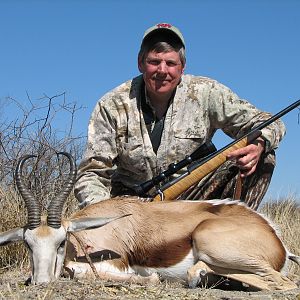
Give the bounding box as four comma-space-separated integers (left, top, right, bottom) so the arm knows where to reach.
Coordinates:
179, 150, 276, 210
74, 74, 286, 208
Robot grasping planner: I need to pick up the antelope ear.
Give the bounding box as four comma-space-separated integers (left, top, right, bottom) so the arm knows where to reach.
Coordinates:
67, 214, 131, 233
0, 227, 24, 246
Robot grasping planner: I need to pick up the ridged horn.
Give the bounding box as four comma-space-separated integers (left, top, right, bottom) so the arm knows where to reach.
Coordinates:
15, 155, 41, 230
47, 152, 77, 228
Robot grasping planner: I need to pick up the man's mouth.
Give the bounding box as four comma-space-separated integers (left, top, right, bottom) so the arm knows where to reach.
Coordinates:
153, 77, 169, 83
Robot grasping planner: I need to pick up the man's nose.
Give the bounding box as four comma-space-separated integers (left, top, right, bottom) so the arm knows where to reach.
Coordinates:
157, 61, 168, 73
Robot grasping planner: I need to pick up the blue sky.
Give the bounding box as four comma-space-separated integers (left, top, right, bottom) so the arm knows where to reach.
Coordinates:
1, 0, 299, 202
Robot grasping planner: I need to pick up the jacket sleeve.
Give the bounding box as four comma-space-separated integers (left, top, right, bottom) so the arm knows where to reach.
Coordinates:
207, 82, 286, 152
74, 100, 118, 208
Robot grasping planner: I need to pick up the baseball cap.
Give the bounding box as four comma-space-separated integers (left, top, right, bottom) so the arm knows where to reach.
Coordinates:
142, 23, 185, 48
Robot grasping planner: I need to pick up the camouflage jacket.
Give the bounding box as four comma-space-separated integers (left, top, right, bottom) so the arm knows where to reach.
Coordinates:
74, 74, 286, 207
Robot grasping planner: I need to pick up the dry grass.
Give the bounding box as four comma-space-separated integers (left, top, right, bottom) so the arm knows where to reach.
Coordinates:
0, 188, 28, 268
260, 196, 300, 280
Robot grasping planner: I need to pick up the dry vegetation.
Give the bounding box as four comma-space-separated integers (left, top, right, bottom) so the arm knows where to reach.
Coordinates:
0, 94, 299, 299
261, 197, 300, 280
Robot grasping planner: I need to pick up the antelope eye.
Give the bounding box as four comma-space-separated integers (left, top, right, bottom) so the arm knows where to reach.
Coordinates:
58, 240, 66, 249
24, 241, 33, 252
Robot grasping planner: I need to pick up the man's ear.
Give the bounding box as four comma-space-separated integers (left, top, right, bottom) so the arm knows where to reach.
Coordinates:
181, 64, 186, 75
138, 56, 144, 73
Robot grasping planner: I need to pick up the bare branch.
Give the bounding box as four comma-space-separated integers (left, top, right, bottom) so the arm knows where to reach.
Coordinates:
0, 92, 86, 210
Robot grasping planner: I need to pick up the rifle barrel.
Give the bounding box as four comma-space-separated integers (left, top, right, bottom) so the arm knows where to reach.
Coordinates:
253, 99, 300, 131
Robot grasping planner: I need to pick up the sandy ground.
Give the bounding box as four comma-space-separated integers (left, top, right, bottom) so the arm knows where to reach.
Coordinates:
0, 270, 299, 300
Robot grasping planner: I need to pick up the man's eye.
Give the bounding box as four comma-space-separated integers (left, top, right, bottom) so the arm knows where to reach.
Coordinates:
166, 61, 178, 67
147, 60, 160, 66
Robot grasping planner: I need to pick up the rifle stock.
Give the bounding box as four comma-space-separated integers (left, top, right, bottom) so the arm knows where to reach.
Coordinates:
153, 130, 261, 201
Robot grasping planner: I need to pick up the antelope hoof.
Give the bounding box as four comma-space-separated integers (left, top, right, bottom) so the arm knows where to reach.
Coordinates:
62, 266, 74, 279
188, 278, 200, 289
188, 268, 206, 289
24, 277, 32, 286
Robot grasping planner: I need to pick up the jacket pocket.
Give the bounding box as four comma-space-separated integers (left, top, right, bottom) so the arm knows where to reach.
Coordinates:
118, 142, 148, 172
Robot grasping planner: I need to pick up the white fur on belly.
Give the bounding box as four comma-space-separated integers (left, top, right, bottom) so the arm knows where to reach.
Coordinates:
133, 250, 195, 282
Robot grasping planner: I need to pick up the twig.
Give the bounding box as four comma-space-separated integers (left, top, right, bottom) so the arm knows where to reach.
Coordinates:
70, 232, 100, 280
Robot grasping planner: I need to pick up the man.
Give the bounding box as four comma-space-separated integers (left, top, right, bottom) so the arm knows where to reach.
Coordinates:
75, 23, 285, 210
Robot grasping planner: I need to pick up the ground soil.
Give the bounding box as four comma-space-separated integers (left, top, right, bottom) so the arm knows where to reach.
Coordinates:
0, 270, 299, 300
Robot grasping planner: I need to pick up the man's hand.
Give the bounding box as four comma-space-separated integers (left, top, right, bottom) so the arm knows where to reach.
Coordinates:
226, 138, 265, 178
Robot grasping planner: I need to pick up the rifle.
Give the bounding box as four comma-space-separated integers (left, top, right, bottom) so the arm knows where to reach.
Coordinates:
144, 99, 300, 201
134, 141, 217, 196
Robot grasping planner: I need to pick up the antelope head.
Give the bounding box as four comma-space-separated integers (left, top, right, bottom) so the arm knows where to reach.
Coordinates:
0, 152, 122, 284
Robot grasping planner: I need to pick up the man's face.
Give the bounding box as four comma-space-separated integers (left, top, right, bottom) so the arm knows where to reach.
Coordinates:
138, 50, 185, 99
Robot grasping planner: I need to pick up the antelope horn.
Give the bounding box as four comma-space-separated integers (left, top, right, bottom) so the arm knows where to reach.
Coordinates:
15, 155, 41, 230
47, 152, 77, 228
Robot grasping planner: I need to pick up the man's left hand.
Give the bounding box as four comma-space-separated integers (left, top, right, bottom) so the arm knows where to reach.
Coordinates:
226, 138, 265, 178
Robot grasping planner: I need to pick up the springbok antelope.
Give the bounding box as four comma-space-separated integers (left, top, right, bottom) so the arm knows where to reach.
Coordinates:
0, 153, 299, 290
